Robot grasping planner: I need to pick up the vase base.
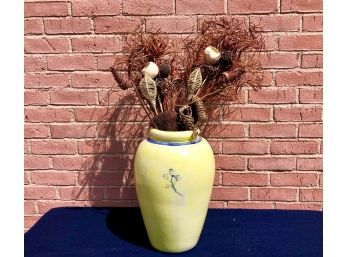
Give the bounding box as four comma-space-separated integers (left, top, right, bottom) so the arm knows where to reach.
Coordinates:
152, 241, 198, 254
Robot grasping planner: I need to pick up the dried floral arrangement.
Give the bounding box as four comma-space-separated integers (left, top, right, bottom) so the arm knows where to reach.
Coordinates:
111, 18, 265, 133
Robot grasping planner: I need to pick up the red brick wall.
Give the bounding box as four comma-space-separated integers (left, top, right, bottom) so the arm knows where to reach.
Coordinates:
24, 0, 323, 230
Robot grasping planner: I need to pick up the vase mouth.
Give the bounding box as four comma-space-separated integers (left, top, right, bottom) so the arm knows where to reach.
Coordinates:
149, 128, 198, 143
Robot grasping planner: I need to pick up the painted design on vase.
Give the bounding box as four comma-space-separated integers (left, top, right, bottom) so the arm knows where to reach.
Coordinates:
163, 168, 183, 197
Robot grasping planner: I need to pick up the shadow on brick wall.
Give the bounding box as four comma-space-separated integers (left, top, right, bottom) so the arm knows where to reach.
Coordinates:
76, 90, 148, 207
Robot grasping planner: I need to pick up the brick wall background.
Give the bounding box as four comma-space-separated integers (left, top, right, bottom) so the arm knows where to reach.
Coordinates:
24, 0, 323, 230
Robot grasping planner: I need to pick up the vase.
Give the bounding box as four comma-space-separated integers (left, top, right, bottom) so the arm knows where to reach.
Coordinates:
134, 128, 215, 253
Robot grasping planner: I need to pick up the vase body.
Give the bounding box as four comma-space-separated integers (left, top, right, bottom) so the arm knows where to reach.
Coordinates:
134, 129, 215, 253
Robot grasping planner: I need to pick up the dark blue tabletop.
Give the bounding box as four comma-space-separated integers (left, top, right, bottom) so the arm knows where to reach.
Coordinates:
24, 207, 322, 257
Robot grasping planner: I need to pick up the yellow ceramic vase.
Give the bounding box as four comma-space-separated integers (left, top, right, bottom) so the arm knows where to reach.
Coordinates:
134, 129, 215, 253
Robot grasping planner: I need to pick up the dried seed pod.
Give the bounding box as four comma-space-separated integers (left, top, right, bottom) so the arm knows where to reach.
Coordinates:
219, 51, 233, 70
204, 46, 221, 65
152, 111, 179, 131
202, 64, 220, 79
187, 68, 203, 100
193, 97, 208, 122
158, 63, 171, 78
178, 105, 195, 130
111, 66, 133, 90
139, 75, 158, 114
221, 68, 245, 82
142, 62, 159, 79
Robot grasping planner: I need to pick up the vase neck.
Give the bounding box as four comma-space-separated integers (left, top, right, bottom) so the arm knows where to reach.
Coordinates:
148, 129, 197, 143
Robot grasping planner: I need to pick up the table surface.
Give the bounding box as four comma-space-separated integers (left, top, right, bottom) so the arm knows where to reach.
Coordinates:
25, 207, 322, 257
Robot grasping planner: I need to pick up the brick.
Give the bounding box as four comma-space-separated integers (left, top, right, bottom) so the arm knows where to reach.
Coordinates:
31, 140, 77, 154
25, 124, 50, 138
37, 201, 87, 213
301, 54, 323, 68
211, 188, 248, 200
71, 37, 122, 53
24, 91, 49, 105
25, 2, 69, 17
25, 38, 70, 53
299, 124, 323, 138
223, 141, 269, 155
52, 156, 84, 170
223, 107, 271, 121
38, 73, 70, 88
74, 107, 118, 122
215, 156, 246, 170
83, 156, 133, 171
106, 187, 137, 200
60, 187, 104, 200
279, 35, 322, 50
249, 124, 297, 138
44, 18, 92, 34
71, 72, 115, 88
25, 140, 30, 154
25, 186, 56, 200
275, 203, 322, 211
25, 108, 72, 122
24, 155, 50, 170
297, 158, 323, 171
260, 53, 298, 69
213, 172, 220, 186
71, 0, 121, 16
275, 71, 322, 86
270, 141, 319, 155
47, 55, 96, 71
51, 124, 96, 138
24, 201, 37, 214
260, 71, 274, 86
98, 90, 128, 105
281, 0, 322, 13
302, 87, 323, 104
263, 34, 278, 51
78, 140, 124, 154
78, 172, 124, 186
96, 55, 127, 71
25, 18, 44, 34
203, 124, 245, 138
300, 189, 322, 202
250, 15, 300, 32
31, 172, 77, 186
177, 0, 224, 14
319, 174, 323, 186
249, 89, 296, 104
146, 17, 196, 33
123, 0, 173, 15
209, 201, 225, 208
94, 17, 141, 34
228, 0, 277, 14
227, 201, 274, 209
251, 188, 297, 201
303, 15, 323, 32
248, 157, 296, 171
25, 216, 41, 228
99, 122, 145, 139
205, 140, 221, 154
24, 56, 46, 72
24, 172, 30, 185
274, 107, 322, 122
223, 173, 268, 186
270, 173, 317, 186
25, 74, 39, 88
50, 91, 98, 105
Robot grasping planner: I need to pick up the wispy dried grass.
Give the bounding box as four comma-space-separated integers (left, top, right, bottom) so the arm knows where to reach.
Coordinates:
111, 17, 265, 131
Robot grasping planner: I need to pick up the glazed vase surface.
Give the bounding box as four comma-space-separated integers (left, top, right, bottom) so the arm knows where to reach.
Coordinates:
134, 129, 215, 253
